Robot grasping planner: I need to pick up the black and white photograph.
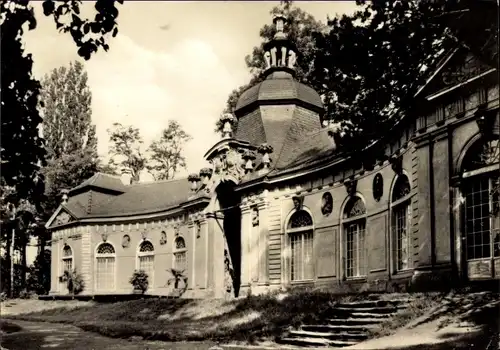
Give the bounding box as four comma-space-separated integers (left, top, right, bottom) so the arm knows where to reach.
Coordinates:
0, 1, 499, 349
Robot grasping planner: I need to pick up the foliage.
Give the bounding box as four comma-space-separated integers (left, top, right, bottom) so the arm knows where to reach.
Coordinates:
146, 120, 192, 181
1, 0, 123, 297
1, 1, 46, 206
59, 269, 85, 295
167, 268, 188, 290
311, 0, 458, 153
129, 270, 149, 294
40, 60, 99, 214
0, 256, 26, 297
215, 1, 327, 133
1, 0, 123, 204
107, 123, 148, 183
26, 249, 51, 295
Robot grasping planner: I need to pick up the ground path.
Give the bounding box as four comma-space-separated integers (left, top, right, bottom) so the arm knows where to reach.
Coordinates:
1, 320, 220, 350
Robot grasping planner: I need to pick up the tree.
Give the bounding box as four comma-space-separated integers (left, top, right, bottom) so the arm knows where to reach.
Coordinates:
1, 0, 123, 298
107, 123, 148, 183
147, 120, 192, 181
311, 0, 459, 153
1, 0, 123, 205
215, 1, 327, 134
40, 60, 99, 214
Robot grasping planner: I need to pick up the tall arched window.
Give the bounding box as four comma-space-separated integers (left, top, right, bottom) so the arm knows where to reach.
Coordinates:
138, 241, 155, 286
343, 196, 367, 278
173, 237, 187, 271
391, 175, 412, 271
61, 245, 73, 273
462, 137, 499, 264
96, 243, 115, 291
287, 210, 314, 281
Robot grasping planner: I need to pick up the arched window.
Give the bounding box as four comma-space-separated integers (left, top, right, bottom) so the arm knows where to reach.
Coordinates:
287, 210, 314, 281
391, 174, 412, 271
61, 245, 73, 273
138, 240, 155, 286
462, 138, 499, 262
96, 243, 115, 291
343, 196, 367, 278
173, 237, 187, 271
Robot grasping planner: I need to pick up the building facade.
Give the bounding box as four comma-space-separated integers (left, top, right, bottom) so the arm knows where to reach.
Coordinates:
46, 13, 499, 299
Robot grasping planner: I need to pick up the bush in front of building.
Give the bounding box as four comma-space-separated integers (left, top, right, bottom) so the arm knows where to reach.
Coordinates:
129, 270, 149, 294
59, 269, 85, 295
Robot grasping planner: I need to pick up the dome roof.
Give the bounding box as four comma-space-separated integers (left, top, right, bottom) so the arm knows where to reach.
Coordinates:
234, 70, 323, 117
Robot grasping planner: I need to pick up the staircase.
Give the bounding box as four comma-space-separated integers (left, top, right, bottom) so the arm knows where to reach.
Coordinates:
277, 297, 410, 348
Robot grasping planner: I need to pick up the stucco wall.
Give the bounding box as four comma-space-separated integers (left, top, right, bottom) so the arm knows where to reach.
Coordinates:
257, 142, 418, 291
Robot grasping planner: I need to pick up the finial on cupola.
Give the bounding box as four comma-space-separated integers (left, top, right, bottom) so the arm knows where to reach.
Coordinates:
263, 9, 298, 74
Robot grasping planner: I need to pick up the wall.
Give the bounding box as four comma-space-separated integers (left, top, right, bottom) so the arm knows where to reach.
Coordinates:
49, 227, 83, 294
50, 207, 216, 297
247, 140, 418, 293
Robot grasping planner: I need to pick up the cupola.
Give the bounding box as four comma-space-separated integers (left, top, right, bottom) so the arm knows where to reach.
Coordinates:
231, 7, 324, 171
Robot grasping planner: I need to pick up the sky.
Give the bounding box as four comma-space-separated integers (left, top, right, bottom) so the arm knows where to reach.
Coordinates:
24, 1, 359, 182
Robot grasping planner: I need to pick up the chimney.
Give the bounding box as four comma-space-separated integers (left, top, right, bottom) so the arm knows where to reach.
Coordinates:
120, 168, 133, 185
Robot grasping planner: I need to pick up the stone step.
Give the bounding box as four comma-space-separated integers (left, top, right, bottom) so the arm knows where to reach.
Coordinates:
297, 327, 370, 341
338, 299, 410, 308
278, 337, 357, 348
297, 323, 377, 333
348, 311, 396, 319
334, 306, 400, 314
325, 317, 387, 325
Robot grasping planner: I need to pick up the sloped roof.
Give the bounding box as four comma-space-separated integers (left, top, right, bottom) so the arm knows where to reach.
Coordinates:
235, 71, 323, 115
86, 178, 191, 218
69, 172, 127, 194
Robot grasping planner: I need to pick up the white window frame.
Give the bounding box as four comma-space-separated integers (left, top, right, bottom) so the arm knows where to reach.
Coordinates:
95, 242, 116, 293
342, 196, 367, 279
61, 245, 73, 274
390, 174, 413, 272
285, 209, 315, 283
137, 240, 155, 290
462, 138, 499, 262
173, 236, 187, 273
60, 245, 73, 293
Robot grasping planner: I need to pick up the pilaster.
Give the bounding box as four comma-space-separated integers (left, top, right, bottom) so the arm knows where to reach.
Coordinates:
80, 225, 92, 294
187, 220, 195, 291
240, 205, 251, 291
206, 212, 226, 298
257, 200, 270, 286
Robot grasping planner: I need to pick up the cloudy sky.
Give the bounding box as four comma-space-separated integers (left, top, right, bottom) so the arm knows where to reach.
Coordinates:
24, 1, 358, 182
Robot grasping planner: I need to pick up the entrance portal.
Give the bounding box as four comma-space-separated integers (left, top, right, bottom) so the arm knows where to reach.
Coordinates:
216, 181, 241, 297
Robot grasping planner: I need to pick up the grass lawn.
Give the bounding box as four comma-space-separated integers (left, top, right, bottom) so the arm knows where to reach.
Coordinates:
5, 291, 367, 344
5, 291, 497, 349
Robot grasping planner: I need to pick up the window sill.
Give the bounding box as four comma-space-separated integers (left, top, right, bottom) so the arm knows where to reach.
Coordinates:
345, 276, 367, 282
290, 279, 314, 285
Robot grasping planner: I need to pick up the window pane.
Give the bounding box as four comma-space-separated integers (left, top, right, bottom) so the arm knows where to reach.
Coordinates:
96, 257, 115, 291
394, 203, 409, 270
345, 222, 366, 277
139, 255, 154, 286
465, 176, 492, 260
174, 252, 187, 272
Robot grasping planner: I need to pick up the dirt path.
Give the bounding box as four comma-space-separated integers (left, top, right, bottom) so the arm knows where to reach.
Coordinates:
0, 320, 218, 350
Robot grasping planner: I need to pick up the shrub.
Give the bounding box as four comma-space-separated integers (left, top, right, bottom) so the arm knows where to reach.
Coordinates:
19, 289, 37, 299
130, 270, 149, 294
59, 269, 85, 295
166, 268, 187, 293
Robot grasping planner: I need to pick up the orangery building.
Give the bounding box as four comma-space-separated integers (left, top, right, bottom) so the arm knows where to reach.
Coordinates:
46, 12, 499, 299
